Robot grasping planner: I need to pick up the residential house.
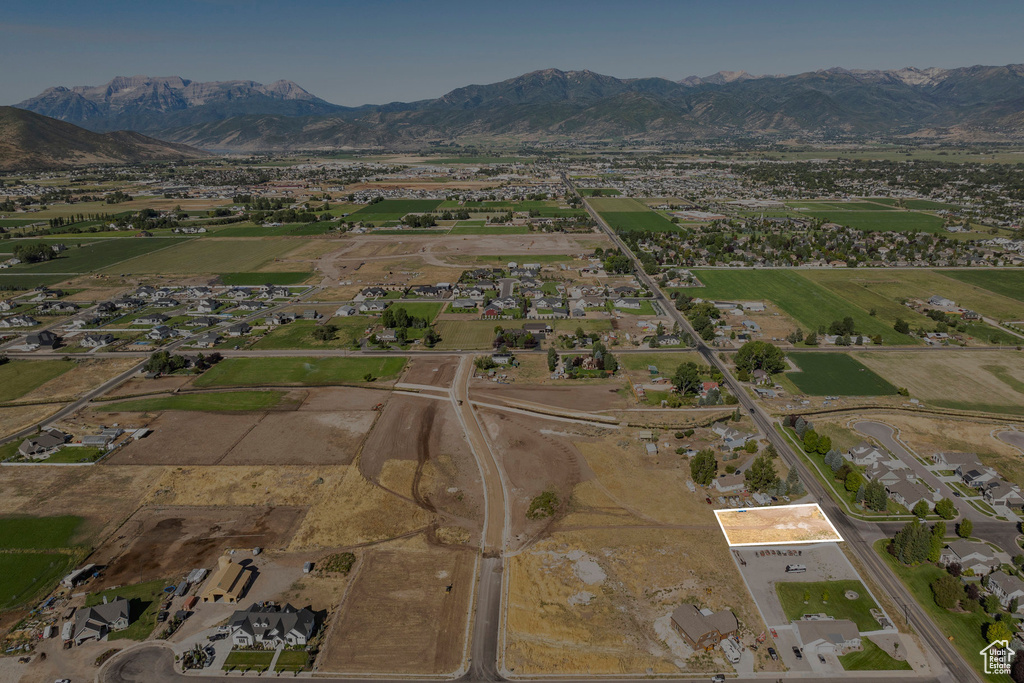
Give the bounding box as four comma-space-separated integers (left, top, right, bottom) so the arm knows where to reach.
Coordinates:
228, 603, 317, 649
932, 451, 982, 471
335, 305, 358, 317
614, 298, 642, 310
885, 479, 931, 510
0, 315, 38, 328
236, 301, 264, 312
0, 300, 14, 311
794, 619, 862, 655
195, 299, 219, 314
153, 298, 180, 308
940, 540, 1000, 575
360, 287, 389, 298
25, 330, 59, 349
81, 333, 114, 348
147, 325, 173, 341
669, 604, 738, 651
845, 441, 888, 466
18, 429, 70, 458
72, 597, 130, 644
711, 422, 753, 448
376, 328, 398, 343
226, 322, 251, 337
134, 313, 168, 326
981, 480, 1024, 509
194, 332, 221, 349
863, 459, 911, 486
200, 556, 253, 604
988, 571, 1024, 609
188, 316, 219, 327
713, 473, 747, 493
358, 300, 388, 314
451, 299, 478, 309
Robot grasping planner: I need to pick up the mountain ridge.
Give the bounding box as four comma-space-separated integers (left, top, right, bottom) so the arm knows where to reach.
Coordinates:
14, 64, 1024, 150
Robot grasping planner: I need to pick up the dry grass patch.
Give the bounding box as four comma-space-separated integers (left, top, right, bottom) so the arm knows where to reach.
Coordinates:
20, 358, 139, 403
0, 404, 66, 440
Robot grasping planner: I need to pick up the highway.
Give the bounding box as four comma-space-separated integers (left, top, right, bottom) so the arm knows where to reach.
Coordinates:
571, 176, 978, 683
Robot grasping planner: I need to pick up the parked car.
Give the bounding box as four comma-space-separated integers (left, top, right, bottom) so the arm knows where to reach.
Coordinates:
818, 654, 826, 664
768, 647, 778, 661
711, 676, 725, 683
793, 646, 803, 660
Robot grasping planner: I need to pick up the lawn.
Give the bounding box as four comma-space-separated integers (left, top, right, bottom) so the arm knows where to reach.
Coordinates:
802, 210, 945, 233
0, 359, 75, 402
43, 447, 107, 463
7, 238, 190, 274
387, 301, 444, 321
599, 211, 679, 233
838, 637, 912, 671
613, 300, 657, 315
433, 320, 499, 349
273, 650, 310, 672
252, 319, 368, 350
0, 552, 75, 611
687, 270, 917, 345
775, 580, 881, 631
224, 651, 276, 671
450, 224, 530, 235
940, 270, 1024, 305
875, 540, 1007, 682
619, 352, 703, 372
101, 238, 302, 274
193, 357, 407, 386
100, 390, 286, 413
786, 353, 898, 396
86, 579, 168, 641
219, 272, 311, 286
0, 515, 82, 549
350, 199, 443, 216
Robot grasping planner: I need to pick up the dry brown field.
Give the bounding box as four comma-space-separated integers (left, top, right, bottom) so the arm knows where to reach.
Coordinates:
17, 358, 138, 403
317, 541, 475, 674
714, 504, 841, 546
402, 356, 460, 388
472, 383, 628, 412
88, 505, 305, 590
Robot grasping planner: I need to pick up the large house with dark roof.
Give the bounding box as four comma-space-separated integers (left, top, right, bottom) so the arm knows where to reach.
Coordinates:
670, 604, 738, 651
228, 603, 317, 648
72, 596, 130, 644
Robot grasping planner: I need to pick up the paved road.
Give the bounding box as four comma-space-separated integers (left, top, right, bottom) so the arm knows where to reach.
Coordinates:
102, 643, 948, 683
574, 180, 978, 683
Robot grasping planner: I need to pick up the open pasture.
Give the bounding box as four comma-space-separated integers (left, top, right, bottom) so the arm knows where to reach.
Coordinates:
100, 238, 303, 274
8, 238, 189, 274
99, 390, 287, 413
193, 356, 407, 386
689, 269, 916, 344
252, 319, 369, 350
0, 359, 75, 402
449, 223, 529, 235
0, 515, 83, 550
219, 271, 311, 285
433, 319, 499, 349
0, 553, 74, 611
351, 199, 443, 216
787, 201, 895, 211
786, 352, 899, 396
802, 210, 944, 233
940, 269, 1024, 305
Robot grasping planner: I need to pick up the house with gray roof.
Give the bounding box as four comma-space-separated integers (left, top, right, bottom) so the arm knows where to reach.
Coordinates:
988, 571, 1024, 610
18, 429, 70, 458
940, 540, 1000, 575
73, 596, 130, 644
229, 603, 317, 648
845, 441, 887, 466
794, 619, 862, 655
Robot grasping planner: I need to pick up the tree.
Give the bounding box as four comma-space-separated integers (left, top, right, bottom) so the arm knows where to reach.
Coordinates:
934, 498, 957, 520
845, 470, 864, 492
894, 318, 911, 334
690, 449, 717, 486
804, 331, 818, 346
312, 324, 337, 341
855, 483, 866, 504
745, 453, 778, 493
913, 500, 931, 519
547, 346, 558, 372
734, 341, 786, 374
816, 435, 832, 455
930, 574, 963, 609
604, 352, 618, 373
1011, 597, 1020, 614
929, 521, 945, 562
803, 430, 819, 453
865, 481, 888, 512
786, 468, 804, 496
794, 417, 808, 438
892, 520, 931, 565
957, 518, 973, 538
987, 620, 1014, 644
983, 594, 1002, 614
673, 362, 702, 396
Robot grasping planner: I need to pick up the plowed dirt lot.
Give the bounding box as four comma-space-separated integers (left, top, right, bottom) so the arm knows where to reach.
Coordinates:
318, 541, 475, 674
402, 356, 460, 388
88, 505, 306, 589
472, 383, 627, 412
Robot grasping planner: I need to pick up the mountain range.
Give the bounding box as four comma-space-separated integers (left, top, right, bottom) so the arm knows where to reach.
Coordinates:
14, 64, 1024, 150
0, 107, 204, 170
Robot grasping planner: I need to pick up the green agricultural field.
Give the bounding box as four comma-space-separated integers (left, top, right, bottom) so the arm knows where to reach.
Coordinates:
351, 199, 443, 216
839, 638, 912, 671
802, 210, 944, 233
387, 301, 444, 321
600, 211, 679, 233
688, 270, 916, 344
433, 320, 498, 350
0, 516, 82, 549
100, 391, 286, 413
0, 219, 42, 227
0, 237, 109, 252
619, 352, 703, 372
86, 579, 168, 641
533, 207, 588, 218
450, 224, 529, 235
776, 580, 881, 631
867, 197, 961, 210
801, 270, 1024, 326
7, 238, 190, 274
786, 353, 898, 396
586, 197, 649, 213
578, 188, 622, 196
0, 359, 75, 402
431, 157, 531, 164
0, 273, 72, 290
219, 272, 311, 286
0, 553, 75, 611
787, 201, 895, 211
940, 270, 1024, 305
194, 357, 407, 387
209, 224, 295, 237
101, 238, 303, 274
251, 319, 368, 350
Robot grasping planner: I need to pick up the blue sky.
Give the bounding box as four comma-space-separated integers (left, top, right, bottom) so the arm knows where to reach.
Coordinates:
2, 0, 1023, 106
